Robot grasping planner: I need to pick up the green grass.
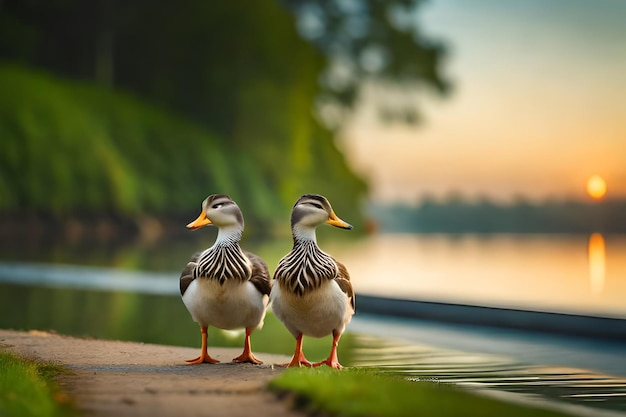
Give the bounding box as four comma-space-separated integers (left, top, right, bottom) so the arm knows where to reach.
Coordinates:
269, 367, 572, 417
0, 349, 75, 417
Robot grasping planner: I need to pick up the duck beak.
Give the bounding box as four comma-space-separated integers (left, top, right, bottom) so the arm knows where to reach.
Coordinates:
186, 211, 212, 230
326, 211, 353, 230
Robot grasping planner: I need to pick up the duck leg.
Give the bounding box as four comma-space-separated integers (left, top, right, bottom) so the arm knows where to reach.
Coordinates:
286, 333, 312, 367
186, 326, 220, 364
313, 330, 343, 369
232, 327, 263, 364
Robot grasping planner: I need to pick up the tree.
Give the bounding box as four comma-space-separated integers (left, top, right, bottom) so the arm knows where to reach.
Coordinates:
281, 0, 451, 125
0, 0, 369, 234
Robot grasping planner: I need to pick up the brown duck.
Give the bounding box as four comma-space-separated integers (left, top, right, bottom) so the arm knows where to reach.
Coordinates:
180, 194, 270, 364
270, 194, 355, 369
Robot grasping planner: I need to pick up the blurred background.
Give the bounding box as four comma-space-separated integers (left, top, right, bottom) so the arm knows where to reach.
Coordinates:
2, 0, 626, 323
2, 0, 626, 411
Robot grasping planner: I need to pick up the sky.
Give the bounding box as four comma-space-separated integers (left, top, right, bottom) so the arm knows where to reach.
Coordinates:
341, 0, 626, 204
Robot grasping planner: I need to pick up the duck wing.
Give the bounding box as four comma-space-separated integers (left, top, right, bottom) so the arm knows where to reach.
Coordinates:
334, 259, 355, 310
245, 251, 271, 296
179, 252, 201, 296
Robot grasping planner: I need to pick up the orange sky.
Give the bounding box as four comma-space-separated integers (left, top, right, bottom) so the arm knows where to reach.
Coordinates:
341, 0, 626, 203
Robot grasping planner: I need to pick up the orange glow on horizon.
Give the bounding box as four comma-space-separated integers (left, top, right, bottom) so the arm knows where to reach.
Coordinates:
586, 175, 607, 200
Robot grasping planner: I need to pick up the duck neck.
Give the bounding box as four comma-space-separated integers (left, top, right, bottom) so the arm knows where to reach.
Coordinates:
214, 226, 243, 248
292, 224, 318, 246
196, 225, 251, 282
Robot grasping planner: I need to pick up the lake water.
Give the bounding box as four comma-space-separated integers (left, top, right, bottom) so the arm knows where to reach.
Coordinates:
3, 232, 625, 317
1, 232, 626, 415
330, 233, 626, 318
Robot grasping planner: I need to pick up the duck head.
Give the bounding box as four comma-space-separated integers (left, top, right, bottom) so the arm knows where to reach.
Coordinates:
187, 194, 244, 231
290, 194, 352, 241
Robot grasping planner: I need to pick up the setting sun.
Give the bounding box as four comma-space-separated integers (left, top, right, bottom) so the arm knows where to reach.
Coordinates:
586, 175, 607, 200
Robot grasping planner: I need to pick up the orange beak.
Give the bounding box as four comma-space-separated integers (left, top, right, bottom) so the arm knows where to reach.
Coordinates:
326, 211, 353, 230
186, 211, 212, 230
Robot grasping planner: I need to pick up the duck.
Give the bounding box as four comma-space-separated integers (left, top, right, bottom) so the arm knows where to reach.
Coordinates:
180, 194, 270, 364
270, 194, 355, 369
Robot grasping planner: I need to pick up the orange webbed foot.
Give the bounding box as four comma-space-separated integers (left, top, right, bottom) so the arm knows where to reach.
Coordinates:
313, 358, 343, 369
232, 327, 263, 364
187, 326, 219, 364
283, 353, 312, 368
312, 330, 343, 369
232, 351, 263, 365
186, 353, 220, 365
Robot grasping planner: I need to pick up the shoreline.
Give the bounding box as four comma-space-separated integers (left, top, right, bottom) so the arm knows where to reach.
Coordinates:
356, 294, 626, 340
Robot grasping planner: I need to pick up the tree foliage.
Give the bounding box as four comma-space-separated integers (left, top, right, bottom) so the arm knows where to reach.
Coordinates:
0, 0, 448, 234
282, 0, 451, 124
0, 64, 236, 215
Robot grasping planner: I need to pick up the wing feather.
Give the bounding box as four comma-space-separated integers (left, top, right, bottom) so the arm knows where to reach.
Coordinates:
245, 251, 271, 296
334, 259, 355, 310
179, 252, 201, 296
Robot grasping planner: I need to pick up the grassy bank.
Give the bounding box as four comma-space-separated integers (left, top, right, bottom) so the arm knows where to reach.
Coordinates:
0, 349, 74, 417
269, 367, 572, 417
0, 63, 368, 237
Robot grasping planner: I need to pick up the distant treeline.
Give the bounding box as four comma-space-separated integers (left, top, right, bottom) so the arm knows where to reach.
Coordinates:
371, 198, 626, 234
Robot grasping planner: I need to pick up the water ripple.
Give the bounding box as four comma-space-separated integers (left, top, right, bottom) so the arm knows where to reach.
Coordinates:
350, 334, 626, 415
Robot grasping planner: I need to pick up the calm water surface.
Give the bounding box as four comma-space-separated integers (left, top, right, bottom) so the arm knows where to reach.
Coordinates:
331, 233, 626, 318
3, 232, 624, 316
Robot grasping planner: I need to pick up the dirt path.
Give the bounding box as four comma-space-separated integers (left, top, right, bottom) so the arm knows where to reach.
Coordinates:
0, 329, 302, 417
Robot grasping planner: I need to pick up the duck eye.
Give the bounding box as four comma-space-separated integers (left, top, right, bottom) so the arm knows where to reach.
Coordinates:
212, 203, 223, 209
311, 203, 323, 209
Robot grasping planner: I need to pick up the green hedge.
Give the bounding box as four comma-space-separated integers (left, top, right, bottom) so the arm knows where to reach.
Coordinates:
0, 64, 247, 215
0, 64, 367, 234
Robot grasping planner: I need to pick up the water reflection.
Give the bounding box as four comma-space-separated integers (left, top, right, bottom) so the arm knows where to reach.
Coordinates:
2, 233, 626, 318
588, 233, 606, 294
330, 234, 626, 318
